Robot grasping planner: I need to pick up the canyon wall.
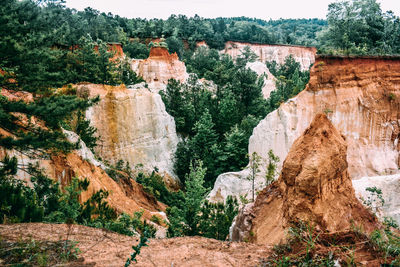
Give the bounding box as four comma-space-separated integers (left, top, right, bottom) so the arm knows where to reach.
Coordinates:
131, 47, 188, 90
222, 41, 316, 70
79, 84, 179, 183
210, 56, 400, 218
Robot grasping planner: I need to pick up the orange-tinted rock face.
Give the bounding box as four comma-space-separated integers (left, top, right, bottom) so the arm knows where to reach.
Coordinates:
131, 47, 187, 87
249, 56, 400, 179
93, 43, 125, 61
231, 114, 378, 245
49, 152, 166, 219
222, 41, 316, 70
107, 43, 124, 59
0, 146, 165, 221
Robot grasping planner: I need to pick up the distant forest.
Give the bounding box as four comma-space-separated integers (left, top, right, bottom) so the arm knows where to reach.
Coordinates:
13, 3, 326, 50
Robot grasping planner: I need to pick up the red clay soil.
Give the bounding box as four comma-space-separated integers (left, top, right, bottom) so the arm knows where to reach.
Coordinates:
0, 223, 271, 267
232, 114, 380, 246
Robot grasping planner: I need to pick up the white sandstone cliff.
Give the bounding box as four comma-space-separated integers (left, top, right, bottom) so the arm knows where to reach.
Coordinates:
78, 84, 179, 181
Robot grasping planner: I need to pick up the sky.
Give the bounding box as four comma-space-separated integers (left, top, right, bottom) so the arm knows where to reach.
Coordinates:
64, 0, 400, 20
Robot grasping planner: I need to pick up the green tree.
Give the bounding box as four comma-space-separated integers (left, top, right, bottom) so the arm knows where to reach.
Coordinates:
248, 152, 261, 202
318, 0, 399, 55
265, 150, 279, 186
123, 41, 150, 59
183, 161, 207, 235
236, 46, 258, 68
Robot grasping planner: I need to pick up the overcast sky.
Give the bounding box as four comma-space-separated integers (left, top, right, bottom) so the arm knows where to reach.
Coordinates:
64, 0, 400, 20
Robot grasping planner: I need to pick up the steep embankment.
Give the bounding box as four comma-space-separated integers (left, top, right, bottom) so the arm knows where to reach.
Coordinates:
230, 114, 378, 245
222, 41, 316, 70
131, 47, 188, 90
210, 56, 400, 221
79, 83, 179, 185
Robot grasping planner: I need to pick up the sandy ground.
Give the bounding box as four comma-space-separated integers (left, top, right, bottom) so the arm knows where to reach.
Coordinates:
0, 223, 271, 267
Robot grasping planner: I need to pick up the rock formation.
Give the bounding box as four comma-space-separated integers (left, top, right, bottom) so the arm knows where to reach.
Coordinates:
222, 41, 316, 70
230, 114, 378, 245
131, 47, 188, 90
210, 56, 400, 213
79, 83, 179, 183
246, 61, 276, 99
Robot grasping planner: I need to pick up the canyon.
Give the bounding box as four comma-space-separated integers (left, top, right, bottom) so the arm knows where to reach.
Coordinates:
210, 56, 400, 223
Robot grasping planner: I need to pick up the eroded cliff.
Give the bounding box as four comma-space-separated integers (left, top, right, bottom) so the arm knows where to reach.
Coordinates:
230, 114, 378, 245
210, 56, 400, 205
223, 41, 316, 70
79, 83, 179, 184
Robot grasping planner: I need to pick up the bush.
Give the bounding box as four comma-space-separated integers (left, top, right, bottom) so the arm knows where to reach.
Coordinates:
136, 170, 184, 208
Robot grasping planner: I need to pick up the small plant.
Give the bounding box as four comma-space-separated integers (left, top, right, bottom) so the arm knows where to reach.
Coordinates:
362, 186, 385, 214
389, 93, 396, 101
323, 108, 333, 114
125, 230, 150, 266
239, 194, 250, 205
265, 150, 279, 186
150, 215, 162, 225
247, 152, 261, 202
316, 61, 325, 72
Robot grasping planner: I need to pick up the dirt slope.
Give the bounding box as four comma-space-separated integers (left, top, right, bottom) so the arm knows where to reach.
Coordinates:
0, 223, 271, 267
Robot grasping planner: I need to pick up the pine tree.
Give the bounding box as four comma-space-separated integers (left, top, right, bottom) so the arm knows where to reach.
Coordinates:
183, 161, 207, 236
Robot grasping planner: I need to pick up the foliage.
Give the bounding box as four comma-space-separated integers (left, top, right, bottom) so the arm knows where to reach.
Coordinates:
248, 152, 262, 202
198, 196, 238, 240
0, 238, 81, 266
0, 160, 61, 224
125, 230, 150, 267
318, 0, 400, 55
136, 170, 184, 208
183, 161, 208, 235
362, 186, 385, 214
98, 211, 156, 238
0, 160, 155, 237
236, 46, 258, 68
75, 111, 98, 150
166, 161, 238, 240
265, 150, 279, 186
124, 41, 150, 59
162, 50, 267, 186
266, 55, 310, 112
